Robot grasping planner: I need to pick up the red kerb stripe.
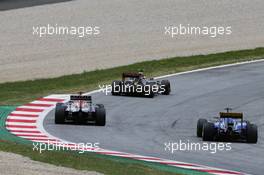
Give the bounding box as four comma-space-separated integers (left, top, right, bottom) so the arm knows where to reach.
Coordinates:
199, 169, 241, 174
15, 108, 44, 112
6, 125, 37, 129
6, 119, 36, 123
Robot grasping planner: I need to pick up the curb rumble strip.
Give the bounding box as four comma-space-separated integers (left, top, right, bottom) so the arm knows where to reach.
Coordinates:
6, 60, 263, 175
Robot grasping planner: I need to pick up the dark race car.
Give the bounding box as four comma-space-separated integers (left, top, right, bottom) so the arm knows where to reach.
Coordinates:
197, 108, 258, 143
111, 72, 171, 98
55, 93, 105, 126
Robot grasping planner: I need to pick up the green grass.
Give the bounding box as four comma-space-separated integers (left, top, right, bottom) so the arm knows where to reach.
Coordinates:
0, 47, 264, 105
0, 141, 187, 175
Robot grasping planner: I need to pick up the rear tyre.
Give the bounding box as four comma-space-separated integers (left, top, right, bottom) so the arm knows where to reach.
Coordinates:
55, 103, 65, 124
111, 81, 122, 96
146, 85, 154, 98
247, 124, 258, 143
197, 119, 207, 137
95, 106, 106, 126
97, 104, 105, 108
202, 122, 215, 141
161, 80, 171, 95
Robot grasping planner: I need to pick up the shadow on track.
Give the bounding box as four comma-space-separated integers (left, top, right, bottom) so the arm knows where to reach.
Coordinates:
0, 0, 73, 11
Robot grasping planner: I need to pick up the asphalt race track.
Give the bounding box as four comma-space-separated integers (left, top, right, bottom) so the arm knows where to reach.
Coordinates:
44, 62, 264, 175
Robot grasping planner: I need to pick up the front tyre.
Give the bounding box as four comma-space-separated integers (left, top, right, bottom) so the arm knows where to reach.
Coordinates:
97, 104, 105, 109
145, 85, 154, 98
197, 119, 207, 137
247, 124, 258, 143
161, 80, 171, 95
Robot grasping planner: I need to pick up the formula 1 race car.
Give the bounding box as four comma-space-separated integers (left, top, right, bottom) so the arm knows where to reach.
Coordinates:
111, 72, 171, 98
55, 93, 106, 126
197, 108, 258, 143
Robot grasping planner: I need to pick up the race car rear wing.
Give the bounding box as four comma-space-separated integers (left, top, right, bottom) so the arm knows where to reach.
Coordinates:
70, 95, 92, 101
219, 112, 243, 119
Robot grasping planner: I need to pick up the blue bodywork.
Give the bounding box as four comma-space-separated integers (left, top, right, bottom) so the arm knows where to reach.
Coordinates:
213, 118, 248, 140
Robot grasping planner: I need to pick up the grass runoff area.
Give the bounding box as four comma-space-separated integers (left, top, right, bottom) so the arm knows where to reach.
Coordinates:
0, 141, 186, 175
0, 47, 264, 105
0, 48, 264, 175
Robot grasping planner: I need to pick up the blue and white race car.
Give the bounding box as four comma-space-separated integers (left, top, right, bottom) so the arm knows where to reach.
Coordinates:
197, 108, 258, 143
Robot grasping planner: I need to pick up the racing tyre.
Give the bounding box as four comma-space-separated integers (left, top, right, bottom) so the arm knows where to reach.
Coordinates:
247, 124, 258, 143
161, 80, 171, 95
146, 85, 154, 98
202, 122, 215, 141
197, 119, 207, 137
95, 106, 106, 126
111, 80, 122, 96
55, 103, 65, 124
144, 82, 155, 98
97, 104, 105, 108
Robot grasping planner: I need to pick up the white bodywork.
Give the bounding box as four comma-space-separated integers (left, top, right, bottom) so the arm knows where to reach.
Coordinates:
65, 101, 96, 113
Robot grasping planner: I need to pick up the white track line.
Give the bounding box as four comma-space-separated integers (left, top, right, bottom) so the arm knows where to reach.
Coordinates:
155, 59, 264, 79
